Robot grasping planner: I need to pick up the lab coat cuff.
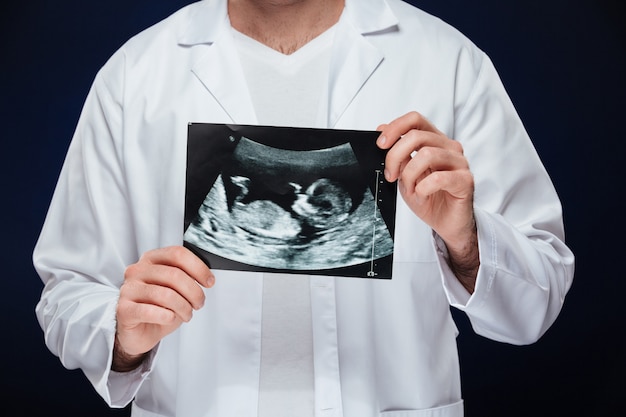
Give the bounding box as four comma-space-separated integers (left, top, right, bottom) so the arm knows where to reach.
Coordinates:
106, 346, 158, 407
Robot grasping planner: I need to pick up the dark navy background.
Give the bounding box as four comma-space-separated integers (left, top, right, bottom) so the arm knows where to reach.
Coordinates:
1, 1, 623, 415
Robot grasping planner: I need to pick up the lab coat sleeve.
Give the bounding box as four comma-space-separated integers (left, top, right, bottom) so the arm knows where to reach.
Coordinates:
437, 52, 575, 345
33, 49, 153, 407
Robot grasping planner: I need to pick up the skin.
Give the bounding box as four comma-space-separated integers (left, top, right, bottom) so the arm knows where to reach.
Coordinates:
377, 112, 479, 294
228, 0, 345, 55
113, 247, 214, 371
113, 0, 479, 372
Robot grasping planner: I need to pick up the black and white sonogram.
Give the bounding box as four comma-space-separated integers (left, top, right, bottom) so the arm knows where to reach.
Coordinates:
183, 123, 397, 279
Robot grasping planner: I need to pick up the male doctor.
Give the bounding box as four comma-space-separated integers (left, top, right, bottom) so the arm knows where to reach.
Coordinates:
34, 0, 575, 416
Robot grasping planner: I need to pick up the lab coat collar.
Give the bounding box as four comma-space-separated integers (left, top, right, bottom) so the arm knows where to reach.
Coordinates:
177, 0, 398, 46
177, 0, 229, 46
343, 0, 399, 35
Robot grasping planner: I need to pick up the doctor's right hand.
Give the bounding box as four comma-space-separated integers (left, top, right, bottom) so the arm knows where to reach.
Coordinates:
112, 246, 215, 372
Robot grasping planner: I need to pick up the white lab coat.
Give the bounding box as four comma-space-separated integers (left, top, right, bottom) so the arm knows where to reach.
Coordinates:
33, 0, 574, 416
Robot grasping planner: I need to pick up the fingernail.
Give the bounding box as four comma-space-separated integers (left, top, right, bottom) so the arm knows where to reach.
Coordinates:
384, 169, 391, 181
206, 274, 215, 288
377, 135, 386, 147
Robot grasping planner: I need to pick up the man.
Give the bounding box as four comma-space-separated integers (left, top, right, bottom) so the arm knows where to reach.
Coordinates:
33, 0, 575, 416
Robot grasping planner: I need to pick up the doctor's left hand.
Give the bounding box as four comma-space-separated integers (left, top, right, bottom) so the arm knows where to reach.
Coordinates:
377, 111, 479, 291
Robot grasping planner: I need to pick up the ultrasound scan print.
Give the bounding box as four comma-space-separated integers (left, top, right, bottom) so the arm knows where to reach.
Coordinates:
183, 124, 397, 278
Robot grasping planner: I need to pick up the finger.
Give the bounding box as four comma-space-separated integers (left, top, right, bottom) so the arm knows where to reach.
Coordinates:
116, 295, 180, 328
399, 147, 471, 199
140, 246, 215, 288
410, 169, 475, 202
400, 146, 470, 185
384, 130, 458, 182
120, 279, 196, 322
376, 111, 442, 149
124, 263, 206, 310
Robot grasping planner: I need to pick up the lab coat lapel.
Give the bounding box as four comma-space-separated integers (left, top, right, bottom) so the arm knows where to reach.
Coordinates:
326, 0, 398, 128
326, 23, 384, 128
190, 32, 258, 125
178, 0, 257, 124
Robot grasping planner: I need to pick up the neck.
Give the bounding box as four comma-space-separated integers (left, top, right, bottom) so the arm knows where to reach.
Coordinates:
228, 0, 345, 55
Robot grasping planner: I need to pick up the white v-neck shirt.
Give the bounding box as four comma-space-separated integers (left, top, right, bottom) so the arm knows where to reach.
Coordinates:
232, 24, 337, 417
233, 25, 335, 127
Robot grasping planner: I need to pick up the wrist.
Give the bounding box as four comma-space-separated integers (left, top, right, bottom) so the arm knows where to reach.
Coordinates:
112, 334, 149, 373
444, 219, 479, 294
